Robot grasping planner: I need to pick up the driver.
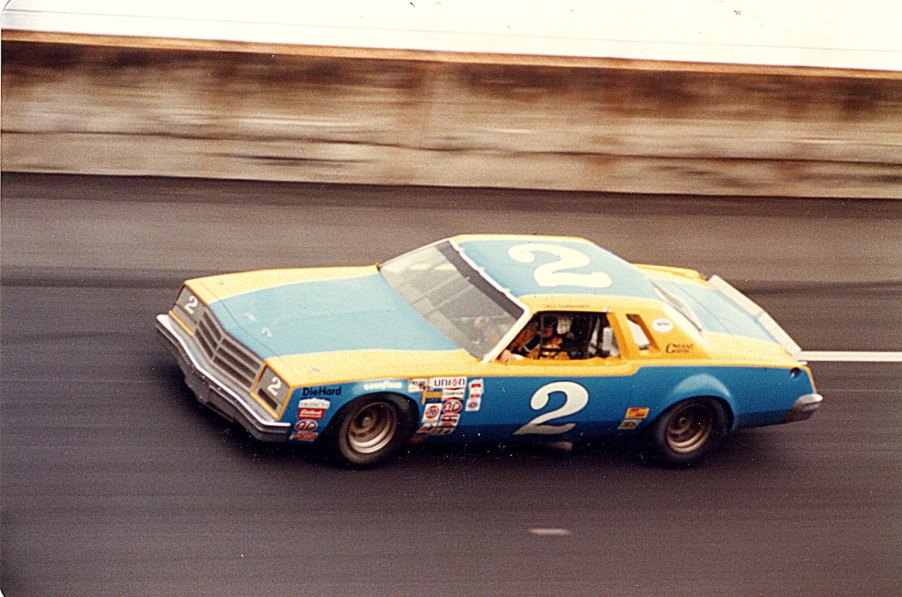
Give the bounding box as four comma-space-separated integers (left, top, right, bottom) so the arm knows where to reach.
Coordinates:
501, 314, 572, 362
529, 315, 571, 360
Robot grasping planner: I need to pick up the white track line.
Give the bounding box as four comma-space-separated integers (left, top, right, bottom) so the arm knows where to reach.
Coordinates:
528, 528, 572, 537
800, 351, 902, 363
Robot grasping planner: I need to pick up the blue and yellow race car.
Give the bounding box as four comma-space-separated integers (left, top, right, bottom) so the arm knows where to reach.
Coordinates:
156, 235, 822, 466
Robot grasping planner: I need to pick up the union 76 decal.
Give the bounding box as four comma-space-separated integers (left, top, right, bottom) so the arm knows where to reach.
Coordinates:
514, 381, 589, 436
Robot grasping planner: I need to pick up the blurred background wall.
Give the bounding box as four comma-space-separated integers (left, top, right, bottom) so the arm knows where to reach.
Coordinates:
3, 32, 901, 197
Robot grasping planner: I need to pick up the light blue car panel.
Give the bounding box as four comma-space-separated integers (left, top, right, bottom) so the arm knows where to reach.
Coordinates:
207, 273, 460, 359
456, 237, 659, 300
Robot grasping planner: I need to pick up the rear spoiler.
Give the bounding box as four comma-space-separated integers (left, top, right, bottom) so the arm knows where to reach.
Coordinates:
707, 276, 803, 359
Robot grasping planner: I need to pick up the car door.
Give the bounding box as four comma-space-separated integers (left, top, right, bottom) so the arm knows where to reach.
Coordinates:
454, 312, 639, 443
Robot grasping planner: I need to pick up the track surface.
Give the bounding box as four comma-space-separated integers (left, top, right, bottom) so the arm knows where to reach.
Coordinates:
2, 174, 901, 596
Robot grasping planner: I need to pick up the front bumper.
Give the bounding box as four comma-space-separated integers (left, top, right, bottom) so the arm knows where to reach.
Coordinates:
155, 313, 290, 442
784, 393, 824, 423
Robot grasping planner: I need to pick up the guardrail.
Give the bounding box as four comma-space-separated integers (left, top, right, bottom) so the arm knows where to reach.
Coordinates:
2, 30, 900, 198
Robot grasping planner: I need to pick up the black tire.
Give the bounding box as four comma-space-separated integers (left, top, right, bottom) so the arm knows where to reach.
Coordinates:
644, 398, 728, 467
324, 395, 416, 467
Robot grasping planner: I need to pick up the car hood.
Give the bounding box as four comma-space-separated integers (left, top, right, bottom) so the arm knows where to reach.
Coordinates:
191, 267, 462, 360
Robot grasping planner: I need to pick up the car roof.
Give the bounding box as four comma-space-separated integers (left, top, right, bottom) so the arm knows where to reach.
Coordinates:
451, 234, 659, 301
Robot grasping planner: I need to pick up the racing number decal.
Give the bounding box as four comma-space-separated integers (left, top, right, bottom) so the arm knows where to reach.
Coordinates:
265, 376, 282, 397
184, 294, 199, 314
508, 244, 612, 288
514, 381, 589, 436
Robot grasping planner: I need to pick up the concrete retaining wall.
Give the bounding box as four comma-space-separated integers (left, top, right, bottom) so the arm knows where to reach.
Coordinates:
3, 32, 901, 197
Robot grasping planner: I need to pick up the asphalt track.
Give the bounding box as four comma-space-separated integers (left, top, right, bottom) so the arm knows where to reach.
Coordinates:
2, 174, 900, 596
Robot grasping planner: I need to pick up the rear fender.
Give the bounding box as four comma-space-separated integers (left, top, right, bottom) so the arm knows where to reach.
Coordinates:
664, 373, 737, 430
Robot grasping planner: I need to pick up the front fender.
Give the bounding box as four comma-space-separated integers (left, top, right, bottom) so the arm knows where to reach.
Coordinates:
286, 379, 421, 442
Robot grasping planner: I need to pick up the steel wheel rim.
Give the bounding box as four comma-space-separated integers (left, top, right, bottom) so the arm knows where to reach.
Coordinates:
347, 402, 398, 454
665, 404, 713, 454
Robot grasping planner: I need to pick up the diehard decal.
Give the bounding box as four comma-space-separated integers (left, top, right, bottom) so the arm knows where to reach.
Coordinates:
301, 386, 342, 398
625, 407, 650, 419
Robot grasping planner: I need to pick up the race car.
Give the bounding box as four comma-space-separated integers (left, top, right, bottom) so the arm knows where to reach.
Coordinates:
156, 235, 822, 467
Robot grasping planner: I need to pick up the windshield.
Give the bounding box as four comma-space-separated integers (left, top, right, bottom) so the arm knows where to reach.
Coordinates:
380, 241, 524, 358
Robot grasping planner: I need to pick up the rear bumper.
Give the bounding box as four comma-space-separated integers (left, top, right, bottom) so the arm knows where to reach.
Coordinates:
784, 393, 824, 423
156, 313, 290, 442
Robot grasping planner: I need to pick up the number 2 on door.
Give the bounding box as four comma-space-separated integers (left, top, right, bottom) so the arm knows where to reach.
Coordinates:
514, 381, 589, 436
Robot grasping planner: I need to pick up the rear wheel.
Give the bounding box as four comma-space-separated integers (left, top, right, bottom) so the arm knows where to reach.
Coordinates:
325, 395, 416, 467
645, 398, 728, 466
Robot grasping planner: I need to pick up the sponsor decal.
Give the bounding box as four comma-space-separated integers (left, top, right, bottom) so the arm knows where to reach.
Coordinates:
418, 426, 455, 436
625, 407, 650, 419
302, 386, 342, 398
442, 388, 466, 400
422, 403, 442, 424
439, 413, 460, 426
297, 398, 329, 419
618, 419, 640, 430
422, 390, 444, 401
442, 400, 463, 414
665, 343, 694, 354
297, 398, 330, 409
408, 378, 429, 392
297, 408, 325, 420
294, 419, 318, 432
290, 431, 319, 442
652, 318, 674, 334
362, 380, 403, 391
466, 379, 484, 411
430, 376, 467, 389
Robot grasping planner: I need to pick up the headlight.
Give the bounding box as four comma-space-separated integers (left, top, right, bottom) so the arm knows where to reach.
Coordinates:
173, 286, 206, 332
255, 366, 291, 412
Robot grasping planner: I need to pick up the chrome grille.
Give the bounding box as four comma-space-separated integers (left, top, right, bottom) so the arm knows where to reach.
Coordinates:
194, 311, 262, 391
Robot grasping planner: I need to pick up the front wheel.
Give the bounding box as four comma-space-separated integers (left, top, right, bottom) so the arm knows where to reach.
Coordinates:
644, 398, 728, 466
324, 395, 416, 467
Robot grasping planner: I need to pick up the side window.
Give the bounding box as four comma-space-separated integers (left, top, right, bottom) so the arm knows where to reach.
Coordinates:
502, 312, 617, 361
626, 314, 657, 352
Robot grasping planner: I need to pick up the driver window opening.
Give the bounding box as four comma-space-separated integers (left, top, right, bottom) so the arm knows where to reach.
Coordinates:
501, 312, 618, 362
